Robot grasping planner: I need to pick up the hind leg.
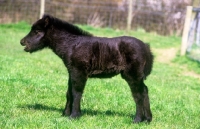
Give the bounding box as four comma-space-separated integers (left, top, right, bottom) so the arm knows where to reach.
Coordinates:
132, 81, 152, 123
122, 73, 152, 123
142, 83, 152, 122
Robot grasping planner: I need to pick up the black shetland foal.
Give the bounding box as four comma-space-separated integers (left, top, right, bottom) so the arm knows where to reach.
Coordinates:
20, 14, 153, 123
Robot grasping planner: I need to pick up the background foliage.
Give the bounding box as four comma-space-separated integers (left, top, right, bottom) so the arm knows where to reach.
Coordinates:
0, 0, 200, 35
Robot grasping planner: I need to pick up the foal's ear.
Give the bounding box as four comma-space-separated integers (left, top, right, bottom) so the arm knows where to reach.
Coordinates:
42, 15, 52, 28
44, 17, 50, 28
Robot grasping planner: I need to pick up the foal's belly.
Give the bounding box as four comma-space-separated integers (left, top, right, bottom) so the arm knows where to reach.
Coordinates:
89, 71, 120, 78
88, 66, 124, 78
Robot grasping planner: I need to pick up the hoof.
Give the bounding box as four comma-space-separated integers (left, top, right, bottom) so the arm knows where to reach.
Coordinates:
62, 110, 71, 116
133, 117, 144, 123
133, 116, 152, 123
69, 112, 81, 119
145, 116, 152, 123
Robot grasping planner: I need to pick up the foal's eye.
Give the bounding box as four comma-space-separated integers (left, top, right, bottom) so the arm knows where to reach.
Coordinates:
34, 30, 41, 34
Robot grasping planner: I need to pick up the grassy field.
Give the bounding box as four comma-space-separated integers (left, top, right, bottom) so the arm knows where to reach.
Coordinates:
0, 22, 200, 129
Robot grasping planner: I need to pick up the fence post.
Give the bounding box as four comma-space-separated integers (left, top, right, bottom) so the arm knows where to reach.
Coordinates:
40, 0, 45, 19
181, 6, 193, 56
127, 0, 133, 31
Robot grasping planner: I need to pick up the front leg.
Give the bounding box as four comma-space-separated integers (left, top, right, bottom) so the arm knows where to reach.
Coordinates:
70, 87, 84, 118
63, 68, 87, 118
62, 76, 72, 116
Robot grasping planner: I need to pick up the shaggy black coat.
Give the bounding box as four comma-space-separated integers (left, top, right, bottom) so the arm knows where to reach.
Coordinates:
20, 14, 153, 123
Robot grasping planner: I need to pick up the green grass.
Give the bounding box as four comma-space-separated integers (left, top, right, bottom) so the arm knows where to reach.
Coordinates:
0, 22, 200, 129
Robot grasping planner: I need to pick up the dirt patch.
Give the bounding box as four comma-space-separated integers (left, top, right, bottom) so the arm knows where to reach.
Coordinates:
184, 71, 200, 79
153, 48, 177, 63
153, 48, 200, 79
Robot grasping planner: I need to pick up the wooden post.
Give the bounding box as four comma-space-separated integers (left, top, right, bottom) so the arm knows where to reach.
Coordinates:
127, 0, 133, 31
40, 0, 45, 19
181, 6, 193, 56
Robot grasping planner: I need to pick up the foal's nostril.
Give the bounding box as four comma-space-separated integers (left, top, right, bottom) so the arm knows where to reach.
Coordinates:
20, 39, 25, 46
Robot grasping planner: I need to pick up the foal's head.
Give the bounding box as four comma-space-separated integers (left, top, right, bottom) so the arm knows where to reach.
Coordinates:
20, 15, 52, 53
20, 14, 92, 53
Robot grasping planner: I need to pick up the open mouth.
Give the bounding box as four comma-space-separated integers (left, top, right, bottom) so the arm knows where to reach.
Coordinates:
23, 44, 30, 52
24, 46, 28, 51
20, 39, 30, 52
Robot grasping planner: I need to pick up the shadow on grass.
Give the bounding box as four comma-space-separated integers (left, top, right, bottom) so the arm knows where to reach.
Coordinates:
18, 103, 63, 112
82, 109, 133, 118
18, 103, 133, 118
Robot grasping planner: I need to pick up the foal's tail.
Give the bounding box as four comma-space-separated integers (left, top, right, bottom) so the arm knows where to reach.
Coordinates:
143, 44, 154, 79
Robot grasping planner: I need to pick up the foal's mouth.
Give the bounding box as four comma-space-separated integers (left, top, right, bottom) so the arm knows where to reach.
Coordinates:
24, 45, 30, 52
21, 42, 30, 52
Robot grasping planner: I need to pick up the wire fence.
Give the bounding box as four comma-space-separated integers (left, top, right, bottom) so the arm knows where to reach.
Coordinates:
0, 0, 194, 36
187, 8, 200, 62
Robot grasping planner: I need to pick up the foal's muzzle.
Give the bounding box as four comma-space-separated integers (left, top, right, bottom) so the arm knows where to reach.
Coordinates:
20, 38, 30, 52
20, 38, 26, 46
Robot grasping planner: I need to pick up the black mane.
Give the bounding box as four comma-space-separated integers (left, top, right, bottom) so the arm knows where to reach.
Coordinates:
43, 14, 93, 36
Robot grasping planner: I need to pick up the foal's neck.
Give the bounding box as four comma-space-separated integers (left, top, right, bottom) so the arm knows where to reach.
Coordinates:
48, 31, 77, 59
